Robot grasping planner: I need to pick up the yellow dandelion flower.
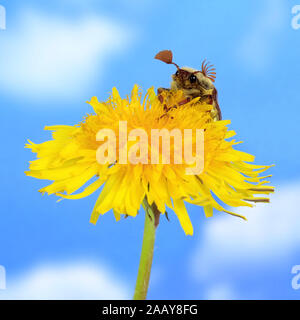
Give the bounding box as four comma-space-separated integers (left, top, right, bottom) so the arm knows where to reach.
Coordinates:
25, 85, 274, 237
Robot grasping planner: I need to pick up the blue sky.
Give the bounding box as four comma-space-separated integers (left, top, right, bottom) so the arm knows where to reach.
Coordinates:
0, 0, 300, 299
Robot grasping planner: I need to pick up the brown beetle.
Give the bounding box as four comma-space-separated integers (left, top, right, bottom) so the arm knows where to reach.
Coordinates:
155, 50, 221, 121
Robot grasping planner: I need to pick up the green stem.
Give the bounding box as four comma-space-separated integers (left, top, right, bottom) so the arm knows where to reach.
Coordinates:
133, 198, 160, 300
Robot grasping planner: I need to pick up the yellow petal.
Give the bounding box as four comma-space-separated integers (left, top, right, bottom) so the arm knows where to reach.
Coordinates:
173, 199, 193, 236
204, 205, 213, 218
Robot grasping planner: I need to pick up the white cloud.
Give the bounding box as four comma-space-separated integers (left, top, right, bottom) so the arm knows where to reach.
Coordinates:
204, 283, 236, 300
0, 9, 134, 100
0, 261, 130, 300
191, 181, 300, 286
236, 0, 285, 70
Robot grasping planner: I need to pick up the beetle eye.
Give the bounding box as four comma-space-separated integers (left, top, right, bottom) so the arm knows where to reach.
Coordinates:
189, 74, 197, 83
175, 70, 179, 76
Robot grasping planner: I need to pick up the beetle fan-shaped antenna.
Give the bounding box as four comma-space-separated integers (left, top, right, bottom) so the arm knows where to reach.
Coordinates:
200, 59, 216, 82
154, 50, 180, 70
